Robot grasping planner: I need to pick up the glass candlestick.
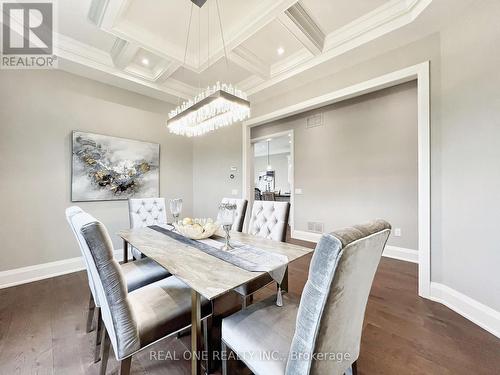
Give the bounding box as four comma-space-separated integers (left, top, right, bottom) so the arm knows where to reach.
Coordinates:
169, 198, 183, 224
218, 202, 236, 250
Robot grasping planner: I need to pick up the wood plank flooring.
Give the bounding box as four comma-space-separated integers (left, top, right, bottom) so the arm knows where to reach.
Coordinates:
0, 257, 499, 374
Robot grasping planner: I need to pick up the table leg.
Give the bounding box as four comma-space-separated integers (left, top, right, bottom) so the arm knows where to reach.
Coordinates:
123, 239, 129, 263
191, 290, 202, 375
281, 267, 289, 293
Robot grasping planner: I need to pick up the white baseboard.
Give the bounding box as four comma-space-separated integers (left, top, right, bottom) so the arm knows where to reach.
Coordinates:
292, 230, 418, 263
430, 282, 500, 339
383, 246, 418, 263
291, 229, 322, 243
0, 249, 129, 290
2, 245, 499, 341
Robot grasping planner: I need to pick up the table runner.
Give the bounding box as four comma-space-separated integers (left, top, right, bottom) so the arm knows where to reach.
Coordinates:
148, 225, 288, 306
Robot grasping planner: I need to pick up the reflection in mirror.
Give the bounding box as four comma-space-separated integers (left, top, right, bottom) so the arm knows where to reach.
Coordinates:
253, 134, 292, 202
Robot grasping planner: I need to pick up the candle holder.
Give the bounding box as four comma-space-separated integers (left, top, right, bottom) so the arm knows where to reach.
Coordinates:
218, 202, 236, 250
169, 198, 183, 225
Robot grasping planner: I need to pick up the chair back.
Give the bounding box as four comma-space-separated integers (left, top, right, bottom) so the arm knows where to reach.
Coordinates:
80, 220, 140, 360
254, 188, 262, 200
65, 206, 101, 306
128, 198, 167, 228
286, 219, 391, 375
248, 201, 290, 242
219, 198, 248, 232
262, 191, 276, 201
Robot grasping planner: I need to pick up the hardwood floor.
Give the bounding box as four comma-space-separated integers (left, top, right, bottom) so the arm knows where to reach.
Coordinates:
1, 256, 499, 374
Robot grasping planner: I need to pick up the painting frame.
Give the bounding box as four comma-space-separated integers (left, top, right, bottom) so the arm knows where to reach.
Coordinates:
71, 131, 160, 202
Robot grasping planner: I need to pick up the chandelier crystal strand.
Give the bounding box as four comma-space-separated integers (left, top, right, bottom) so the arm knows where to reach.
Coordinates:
167, 0, 250, 137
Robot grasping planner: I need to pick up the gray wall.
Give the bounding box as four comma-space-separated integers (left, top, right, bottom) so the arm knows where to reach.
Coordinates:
251, 82, 418, 250
0, 70, 193, 271
246, 1, 500, 311
192, 124, 242, 219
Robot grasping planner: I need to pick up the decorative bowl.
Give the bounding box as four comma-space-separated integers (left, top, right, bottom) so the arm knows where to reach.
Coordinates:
174, 218, 220, 240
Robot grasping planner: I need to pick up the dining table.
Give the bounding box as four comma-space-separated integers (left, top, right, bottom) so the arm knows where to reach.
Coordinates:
118, 226, 314, 375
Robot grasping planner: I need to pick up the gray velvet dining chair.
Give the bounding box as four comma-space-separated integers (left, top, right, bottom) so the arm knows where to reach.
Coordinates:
234, 200, 290, 308
221, 219, 391, 375
80, 220, 213, 375
65, 207, 170, 362
128, 198, 168, 259
219, 197, 248, 232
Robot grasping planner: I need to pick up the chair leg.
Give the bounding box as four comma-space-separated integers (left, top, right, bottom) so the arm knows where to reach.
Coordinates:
241, 295, 253, 309
99, 328, 110, 375
221, 341, 228, 375
203, 317, 213, 374
352, 360, 358, 375
86, 294, 96, 333
119, 357, 132, 375
94, 308, 102, 363
281, 268, 289, 293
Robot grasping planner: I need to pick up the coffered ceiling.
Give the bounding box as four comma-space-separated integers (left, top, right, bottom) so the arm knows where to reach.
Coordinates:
53, 0, 433, 104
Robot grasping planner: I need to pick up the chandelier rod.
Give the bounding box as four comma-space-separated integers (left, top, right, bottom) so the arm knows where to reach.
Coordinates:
207, 0, 210, 74
215, 0, 229, 69
198, 5, 201, 91
181, 2, 194, 104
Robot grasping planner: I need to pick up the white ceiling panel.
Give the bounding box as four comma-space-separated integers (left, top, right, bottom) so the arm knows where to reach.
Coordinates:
58, 0, 116, 52
51, 0, 433, 103
241, 19, 305, 66
171, 57, 249, 88
120, 0, 283, 66
131, 48, 164, 70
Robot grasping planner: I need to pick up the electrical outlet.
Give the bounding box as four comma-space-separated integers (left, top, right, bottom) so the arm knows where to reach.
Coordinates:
394, 228, 402, 237
295, 188, 303, 195
307, 222, 324, 233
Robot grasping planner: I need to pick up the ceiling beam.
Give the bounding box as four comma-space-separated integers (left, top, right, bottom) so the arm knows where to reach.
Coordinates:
230, 46, 270, 79
193, 0, 299, 74
278, 3, 325, 56
110, 38, 140, 69
155, 62, 182, 83
87, 0, 108, 26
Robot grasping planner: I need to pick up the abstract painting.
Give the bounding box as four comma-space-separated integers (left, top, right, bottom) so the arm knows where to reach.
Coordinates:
71, 131, 160, 202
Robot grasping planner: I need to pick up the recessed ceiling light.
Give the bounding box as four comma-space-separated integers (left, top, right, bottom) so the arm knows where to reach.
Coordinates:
277, 47, 285, 56
141, 58, 149, 66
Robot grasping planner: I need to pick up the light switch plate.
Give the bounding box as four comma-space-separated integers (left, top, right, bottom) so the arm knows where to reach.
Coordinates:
295, 188, 303, 195
231, 189, 238, 196
394, 228, 402, 237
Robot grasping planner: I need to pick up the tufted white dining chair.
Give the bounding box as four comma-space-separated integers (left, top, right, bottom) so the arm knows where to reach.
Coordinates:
219, 198, 248, 232
247, 200, 290, 242
234, 201, 290, 308
128, 198, 168, 259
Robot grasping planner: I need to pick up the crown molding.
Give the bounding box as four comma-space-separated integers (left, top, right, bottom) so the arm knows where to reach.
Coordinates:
110, 37, 139, 68
230, 46, 270, 79
244, 0, 432, 95
71, 0, 432, 102
278, 3, 325, 56
88, 0, 109, 26
54, 33, 198, 102
93, 0, 300, 74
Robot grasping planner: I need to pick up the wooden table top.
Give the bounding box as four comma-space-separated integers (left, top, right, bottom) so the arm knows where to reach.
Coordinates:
118, 227, 314, 300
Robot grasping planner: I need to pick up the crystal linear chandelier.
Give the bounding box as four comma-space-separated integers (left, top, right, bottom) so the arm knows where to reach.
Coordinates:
167, 0, 250, 137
